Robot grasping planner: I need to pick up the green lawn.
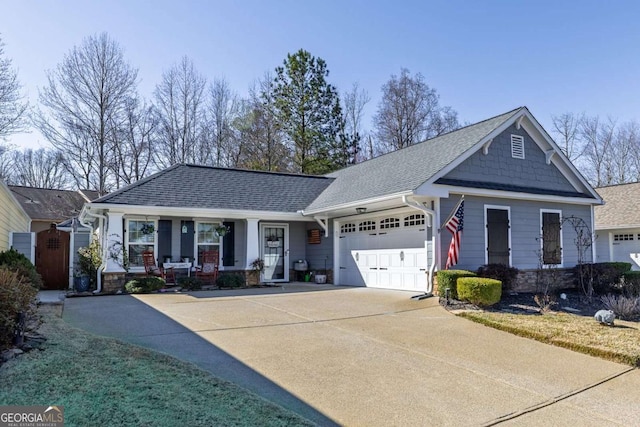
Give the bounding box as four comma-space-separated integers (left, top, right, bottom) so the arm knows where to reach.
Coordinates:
458, 310, 640, 367
0, 306, 314, 427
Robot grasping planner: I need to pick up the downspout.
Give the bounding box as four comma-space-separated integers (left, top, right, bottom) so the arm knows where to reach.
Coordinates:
79, 209, 107, 294
403, 195, 436, 296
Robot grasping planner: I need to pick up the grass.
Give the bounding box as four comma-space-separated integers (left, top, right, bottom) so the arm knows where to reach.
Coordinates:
458, 310, 640, 367
0, 306, 313, 427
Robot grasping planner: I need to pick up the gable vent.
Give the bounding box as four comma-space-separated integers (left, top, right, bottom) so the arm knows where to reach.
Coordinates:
511, 135, 525, 159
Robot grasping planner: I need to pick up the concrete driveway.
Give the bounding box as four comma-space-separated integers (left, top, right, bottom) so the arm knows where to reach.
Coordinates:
63, 284, 639, 426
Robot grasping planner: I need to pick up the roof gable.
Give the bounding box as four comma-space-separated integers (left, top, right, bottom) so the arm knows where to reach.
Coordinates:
304, 108, 523, 212
93, 164, 333, 213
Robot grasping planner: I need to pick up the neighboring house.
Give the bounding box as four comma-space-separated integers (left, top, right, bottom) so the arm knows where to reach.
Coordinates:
0, 179, 31, 252
80, 107, 602, 294
594, 182, 640, 270
9, 186, 100, 290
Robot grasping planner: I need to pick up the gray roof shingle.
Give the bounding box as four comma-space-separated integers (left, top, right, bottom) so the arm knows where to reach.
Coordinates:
594, 183, 640, 229
93, 164, 333, 212
9, 186, 94, 221
305, 107, 523, 212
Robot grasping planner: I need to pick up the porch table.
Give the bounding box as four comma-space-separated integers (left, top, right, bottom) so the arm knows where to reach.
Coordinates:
163, 262, 192, 277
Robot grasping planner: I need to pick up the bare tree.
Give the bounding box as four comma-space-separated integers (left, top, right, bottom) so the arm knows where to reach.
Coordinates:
374, 68, 459, 152
204, 77, 240, 167
580, 116, 616, 187
0, 143, 14, 180
342, 83, 370, 163
153, 56, 206, 168
236, 73, 290, 171
32, 32, 138, 195
9, 148, 70, 188
551, 112, 585, 162
0, 39, 27, 139
610, 121, 640, 184
0, 35, 28, 140
110, 96, 157, 187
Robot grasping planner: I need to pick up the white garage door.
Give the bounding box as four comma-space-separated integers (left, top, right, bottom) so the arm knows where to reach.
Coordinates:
338, 213, 429, 291
611, 233, 640, 270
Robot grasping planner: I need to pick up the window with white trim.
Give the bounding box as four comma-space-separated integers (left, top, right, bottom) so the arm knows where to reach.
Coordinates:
614, 234, 634, 241
359, 220, 376, 232
404, 214, 425, 227
340, 223, 356, 234
126, 219, 157, 268
379, 217, 400, 229
541, 210, 561, 265
511, 135, 525, 159
196, 222, 221, 266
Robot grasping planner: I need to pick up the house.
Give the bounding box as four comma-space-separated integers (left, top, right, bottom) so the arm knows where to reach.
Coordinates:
9, 186, 100, 290
593, 182, 640, 270
0, 179, 31, 252
80, 107, 602, 293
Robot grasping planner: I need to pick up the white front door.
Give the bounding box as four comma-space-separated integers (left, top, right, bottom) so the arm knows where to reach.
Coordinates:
260, 224, 289, 282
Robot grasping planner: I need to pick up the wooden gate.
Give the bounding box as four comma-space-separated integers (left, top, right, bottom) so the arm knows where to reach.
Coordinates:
36, 225, 70, 290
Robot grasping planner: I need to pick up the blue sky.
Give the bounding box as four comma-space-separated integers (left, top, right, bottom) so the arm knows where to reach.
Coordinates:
1, 1, 639, 150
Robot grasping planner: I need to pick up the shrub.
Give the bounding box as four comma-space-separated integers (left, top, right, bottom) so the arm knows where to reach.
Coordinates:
0, 268, 38, 350
216, 274, 245, 289
0, 248, 42, 289
457, 277, 502, 307
124, 277, 165, 294
476, 264, 519, 291
600, 294, 640, 320
437, 270, 476, 300
621, 271, 640, 297
77, 240, 102, 289
177, 277, 204, 291
572, 262, 632, 295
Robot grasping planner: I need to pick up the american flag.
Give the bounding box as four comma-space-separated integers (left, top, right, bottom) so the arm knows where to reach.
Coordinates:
445, 199, 464, 269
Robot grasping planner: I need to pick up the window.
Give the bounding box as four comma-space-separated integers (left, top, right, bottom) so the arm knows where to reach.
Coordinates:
127, 219, 156, 267
359, 221, 376, 232
379, 217, 400, 229
614, 234, 634, 241
404, 214, 425, 227
196, 222, 220, 266
340, 223, 356, 234
511, 135, 525, 159
541, 211, 562, 265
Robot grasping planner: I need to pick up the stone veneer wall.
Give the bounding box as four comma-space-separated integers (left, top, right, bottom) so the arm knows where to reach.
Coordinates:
512, 268, 575, 293
102, 272, 127, 293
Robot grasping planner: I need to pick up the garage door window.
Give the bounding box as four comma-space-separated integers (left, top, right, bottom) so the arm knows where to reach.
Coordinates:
341, 223, 356, 234
614, 234, 634, 241
380, 217, 400, 229
404, 214, 425, 227
359, 221, 376, 232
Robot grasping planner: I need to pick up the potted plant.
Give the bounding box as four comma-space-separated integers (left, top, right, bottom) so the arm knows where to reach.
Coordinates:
76, 239, 102, 291
214, 224, 229, 237
266, 235, 280, 248
140, 223, 155, 235
249, 258, 264, 286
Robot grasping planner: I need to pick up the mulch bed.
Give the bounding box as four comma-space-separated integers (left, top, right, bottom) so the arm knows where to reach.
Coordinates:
441, 289, 605, 317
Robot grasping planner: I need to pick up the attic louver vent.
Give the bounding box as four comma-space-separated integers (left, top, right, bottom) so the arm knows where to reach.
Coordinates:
511, 135, 525, 159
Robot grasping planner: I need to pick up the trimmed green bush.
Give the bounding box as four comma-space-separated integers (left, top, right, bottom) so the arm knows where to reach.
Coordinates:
0, 248, 43, 289
216, 274, 244, 289
177, 277, 204, 291
437, 270, 476, 299
457, 277, 502, 307
572, 262, 632, 295
0, 268, 38, 350
476, 264, 519, 291
125, 277, 165, 294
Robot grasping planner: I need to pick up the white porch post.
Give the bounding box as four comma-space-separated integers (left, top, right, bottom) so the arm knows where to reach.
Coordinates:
105, 212, 126, 273
246, 218, 260, 269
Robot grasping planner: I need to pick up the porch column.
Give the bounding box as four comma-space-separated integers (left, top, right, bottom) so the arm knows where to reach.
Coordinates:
105, 212, 126, 273
246, 218, 260, 269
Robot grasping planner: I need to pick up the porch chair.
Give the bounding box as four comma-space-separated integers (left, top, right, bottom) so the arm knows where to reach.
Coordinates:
142, 251, 176, 285
195, 250, 219, 284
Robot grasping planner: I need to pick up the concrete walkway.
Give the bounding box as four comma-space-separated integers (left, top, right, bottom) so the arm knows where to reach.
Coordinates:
62, 284, 639, 426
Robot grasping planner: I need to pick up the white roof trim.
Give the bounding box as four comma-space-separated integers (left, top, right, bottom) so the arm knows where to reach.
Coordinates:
434, 183, 600, 205
301, 191, 413, 216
